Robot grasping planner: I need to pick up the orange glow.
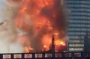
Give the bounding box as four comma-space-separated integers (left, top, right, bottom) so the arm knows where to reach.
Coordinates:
25, 47, 33, 53
55, 40, 66, 46
44, 45, 47, 48
43, 45, 49, 51
14, 0, 67, 52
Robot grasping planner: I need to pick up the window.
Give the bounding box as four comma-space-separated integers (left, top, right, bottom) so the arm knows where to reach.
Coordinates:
69, 40, 84, 43
69, 44, 84, 47
69, 48, 84, 51
67, 5, 82, 7
68, 32, 86, 35
70, 8, 90, 12
69, 24, 86, 27
88, 36, 90, 38
68, 28, 90, 31
70, 16, 89, 19
68, 36, 78, 38
69, 20, 90, 23
66, 1, 90, 4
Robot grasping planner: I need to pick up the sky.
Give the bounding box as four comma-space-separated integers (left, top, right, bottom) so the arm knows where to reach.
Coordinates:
0, 0, 6, 22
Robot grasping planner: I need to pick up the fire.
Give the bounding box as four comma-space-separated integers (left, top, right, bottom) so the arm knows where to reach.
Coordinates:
11, 0, 67, 52
25, 47, 33, 53
55, 40, 66, 46
43, 45, 49, 51
43, 40, 66, 51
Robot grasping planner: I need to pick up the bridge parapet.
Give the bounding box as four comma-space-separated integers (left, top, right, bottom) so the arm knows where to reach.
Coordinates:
1, 52, 90, 59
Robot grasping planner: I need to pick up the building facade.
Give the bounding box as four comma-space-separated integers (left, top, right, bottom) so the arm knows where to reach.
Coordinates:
65, 0, 90, 52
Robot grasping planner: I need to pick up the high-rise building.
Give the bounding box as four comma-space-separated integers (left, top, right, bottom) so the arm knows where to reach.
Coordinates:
84, 31, 90, 52
65, 0, 90, 52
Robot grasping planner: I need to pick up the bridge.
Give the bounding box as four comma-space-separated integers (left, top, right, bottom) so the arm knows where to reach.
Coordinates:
0, 35, 89, 59
1, 52, 90, 59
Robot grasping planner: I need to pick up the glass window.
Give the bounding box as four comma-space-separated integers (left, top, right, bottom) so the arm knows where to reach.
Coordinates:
69, 48, 84, 51
88, 36, 90, 38
70, 8, 90, 12
67, 5, 82, 7
69, 44, 84, 47
69, 36, 84, 39
69, 20, 90, 23
68, 32, 86, 35
66, 1, 90, 4
69, 24, 86, 27
68, 36, 78, 38
70, 16, 89, 19
68, 28, 90, 31
69, 40, 84, 43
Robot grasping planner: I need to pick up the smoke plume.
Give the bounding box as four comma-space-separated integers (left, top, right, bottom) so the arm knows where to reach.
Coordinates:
0, 0, 25, 53
0, 0, 68, 53
15, 0, 67, 52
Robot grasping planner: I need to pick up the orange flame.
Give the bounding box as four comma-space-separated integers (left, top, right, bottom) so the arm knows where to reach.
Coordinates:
25, 46, 33, 53
12, 0, 67, 52
55, 40, 66, 46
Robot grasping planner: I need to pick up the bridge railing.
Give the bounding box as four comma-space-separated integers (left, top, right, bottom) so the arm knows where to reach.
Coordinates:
1, 52, 90, 59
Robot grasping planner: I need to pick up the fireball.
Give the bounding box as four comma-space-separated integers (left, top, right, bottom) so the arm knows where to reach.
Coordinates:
6, 0, 67, 52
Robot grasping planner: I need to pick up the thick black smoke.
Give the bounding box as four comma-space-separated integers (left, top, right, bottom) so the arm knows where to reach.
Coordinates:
41, 0, 68, 38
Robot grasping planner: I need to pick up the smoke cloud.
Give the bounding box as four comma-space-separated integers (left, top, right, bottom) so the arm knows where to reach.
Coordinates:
0, 0, 25, 53
0, 0, 68, 53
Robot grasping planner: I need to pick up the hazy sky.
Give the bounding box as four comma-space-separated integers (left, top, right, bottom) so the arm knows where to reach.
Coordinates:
0, 0, 6, 22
